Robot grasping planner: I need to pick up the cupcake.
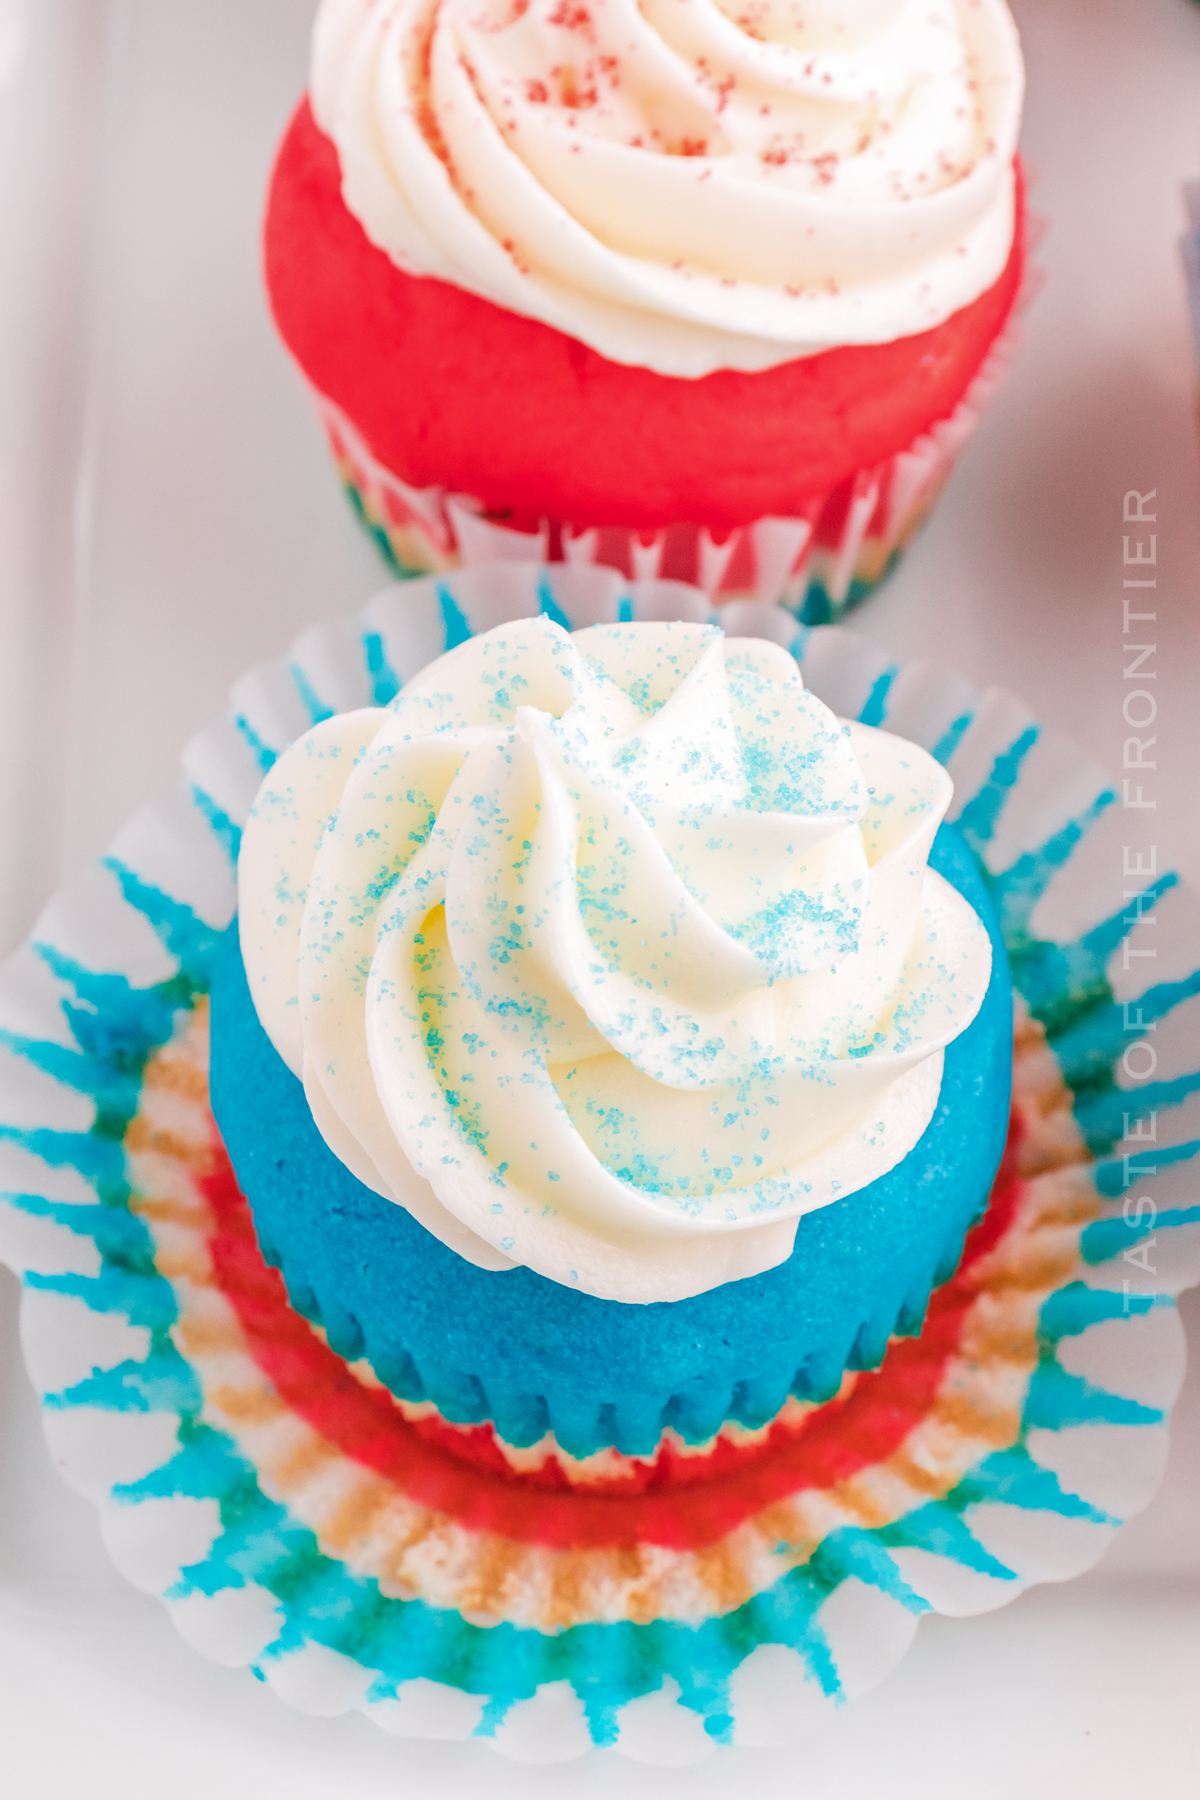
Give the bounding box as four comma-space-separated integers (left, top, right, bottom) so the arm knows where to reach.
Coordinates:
265, 0, 1027, 622
5, 567, 1198, 1761
210, 609, 1011, 1459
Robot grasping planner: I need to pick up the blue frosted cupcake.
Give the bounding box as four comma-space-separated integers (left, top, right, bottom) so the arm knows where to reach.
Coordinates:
210, 615, 1010, 1459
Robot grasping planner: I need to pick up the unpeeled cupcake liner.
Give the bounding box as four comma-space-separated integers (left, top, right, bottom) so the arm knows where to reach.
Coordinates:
1, 562, 1198, 1765
313, 259, 1034, 627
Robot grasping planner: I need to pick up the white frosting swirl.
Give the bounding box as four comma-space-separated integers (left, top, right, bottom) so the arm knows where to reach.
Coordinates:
310, 0, 1023, 376
239, 618, 991, 1302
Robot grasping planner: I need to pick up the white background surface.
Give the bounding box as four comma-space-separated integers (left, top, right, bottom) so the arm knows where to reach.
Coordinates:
0, 0, 1198, 1793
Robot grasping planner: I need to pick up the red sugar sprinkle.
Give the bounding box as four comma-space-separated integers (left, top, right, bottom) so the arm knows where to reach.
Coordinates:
547, 0, 592, 25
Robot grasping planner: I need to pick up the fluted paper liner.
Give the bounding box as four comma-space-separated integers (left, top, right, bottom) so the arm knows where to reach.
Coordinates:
315, 264, 1033, 627
1, 563, 1197, 1765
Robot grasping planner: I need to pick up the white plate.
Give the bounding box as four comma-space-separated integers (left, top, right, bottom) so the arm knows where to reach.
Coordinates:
0, 1, 1198, 1795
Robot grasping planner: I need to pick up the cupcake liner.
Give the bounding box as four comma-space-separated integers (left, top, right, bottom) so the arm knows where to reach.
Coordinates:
313, 265, 1034, 628
2, 562, 1198, 1765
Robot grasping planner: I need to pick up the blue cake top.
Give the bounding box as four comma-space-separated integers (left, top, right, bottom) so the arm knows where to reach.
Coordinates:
209, 820, 1013, 1459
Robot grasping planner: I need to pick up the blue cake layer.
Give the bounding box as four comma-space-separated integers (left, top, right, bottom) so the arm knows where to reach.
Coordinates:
209, 823, 1012, 1460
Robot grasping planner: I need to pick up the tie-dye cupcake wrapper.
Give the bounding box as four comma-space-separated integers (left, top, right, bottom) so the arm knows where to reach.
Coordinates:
2, 563, 1197, 1764
314, 266, 1032, 629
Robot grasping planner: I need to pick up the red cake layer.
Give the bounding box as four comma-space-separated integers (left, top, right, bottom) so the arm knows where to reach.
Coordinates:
264, 100, 1026, 535
200, 1113, 1024, 1553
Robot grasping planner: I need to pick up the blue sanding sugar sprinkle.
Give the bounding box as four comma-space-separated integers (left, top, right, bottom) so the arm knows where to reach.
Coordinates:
414, 622, 900, 1203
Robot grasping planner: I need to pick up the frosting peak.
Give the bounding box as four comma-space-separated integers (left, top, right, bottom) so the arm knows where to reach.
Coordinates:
239, 618, 991, 1302
311, 0, 1023, 375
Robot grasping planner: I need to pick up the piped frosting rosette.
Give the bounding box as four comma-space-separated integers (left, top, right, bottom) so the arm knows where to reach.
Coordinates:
1, 564, 1198, 1765
313, 0, 1023, 373
239, 617, 989, 1301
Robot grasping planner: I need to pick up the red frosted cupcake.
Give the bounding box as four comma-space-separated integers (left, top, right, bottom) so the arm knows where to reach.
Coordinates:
266, 0, 1026, 619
